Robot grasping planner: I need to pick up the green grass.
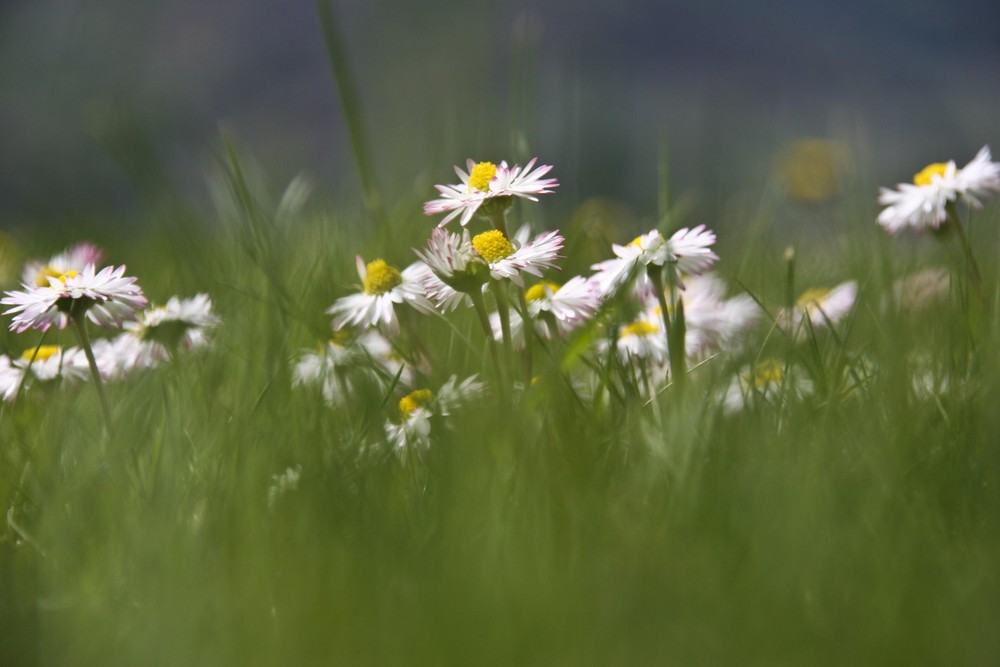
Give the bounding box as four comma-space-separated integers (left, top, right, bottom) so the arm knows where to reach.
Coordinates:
2, 144, 1000, 666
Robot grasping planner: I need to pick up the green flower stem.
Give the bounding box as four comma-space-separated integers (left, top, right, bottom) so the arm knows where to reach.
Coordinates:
490, 282, 516, 388
947, 205, 984, 302
516, 286, 533, 382
470, 289, 504, 386
71, 315, 114, 436
13, 331, 48, 405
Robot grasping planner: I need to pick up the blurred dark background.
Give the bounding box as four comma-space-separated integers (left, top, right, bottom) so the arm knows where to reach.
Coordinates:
2, 0, 999, 228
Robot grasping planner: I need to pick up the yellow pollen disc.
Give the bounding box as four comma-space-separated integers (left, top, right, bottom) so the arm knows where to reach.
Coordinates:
750, 359, 783, 388
796, 287, 831, 309
621, 320, 659, 337
472, 230, 514, 263
35, 266, 64, 287
20, 345, 61, 362
468, 161, 497, 192
525, 281, 561, 302
399, 388, 434, 419
362, 259, 403, 295
57, 270, 79, 284
913, 162, 948, 186
629, 235, 645, 248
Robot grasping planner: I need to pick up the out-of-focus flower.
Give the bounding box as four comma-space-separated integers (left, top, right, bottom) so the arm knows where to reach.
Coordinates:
782, 281, 857, 333
0, 345, 90, 401
524, 275, 601, 336
887, 268, 949, 312
327, 257, 435, 333
777, 139, 841, 202
424, 158, 558, 228
877, 146, 1000, 234
673, 274, 760, 358
267, 465, 302, 510
125, 294, 220, 351
21, 243, 104, 288
293, 331, 410, 404
2, 265, 146, 333
385, 376, 485, 461
722, 358, 812, 415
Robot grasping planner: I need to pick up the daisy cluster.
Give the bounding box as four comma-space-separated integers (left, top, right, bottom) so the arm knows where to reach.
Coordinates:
298, 154, 910, 449
0, 243, 220, 401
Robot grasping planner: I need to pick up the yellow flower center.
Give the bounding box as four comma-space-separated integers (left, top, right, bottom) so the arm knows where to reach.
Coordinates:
35, 266, 61, 286
468, 161, 497, 192
629, 235, 645, 248
749, 359, 783, 388
362, 259, 403, 295
472, 230, 515, 263
525, 281, 561, 302
913, 162, 948, 186
796, 287, 830, 309
57, 270, 79, 284
399, 388, 434, 419
20, 345, 61, 362
621, 320, 659, 337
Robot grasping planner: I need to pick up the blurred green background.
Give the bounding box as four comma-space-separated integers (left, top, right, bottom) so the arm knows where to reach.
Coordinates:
2, 0, 1000, 229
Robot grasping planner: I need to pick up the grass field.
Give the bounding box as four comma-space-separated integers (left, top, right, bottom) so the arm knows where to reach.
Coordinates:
3, 9, 1000, 664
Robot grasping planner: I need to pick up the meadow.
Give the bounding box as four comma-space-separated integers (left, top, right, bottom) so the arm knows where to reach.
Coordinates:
2, 11, 1000, 665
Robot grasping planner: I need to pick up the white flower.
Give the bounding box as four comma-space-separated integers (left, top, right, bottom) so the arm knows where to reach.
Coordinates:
673, 274, 759, 358
878, 145, 1000, 234
412, 229, 483, 310
471, 226, 564, 287
606, 313, 670, 365
91, 333, 161, 380
721, 359, 812, 415
327, 257, 435, 333
0, 345, 90, 401
2, 264, 147, 333
525, 276, 601, 336
21, 243, 104, 287
293, 331, 411, 404
424, 158, 558, 228
590, 229, 667, 297
125, 293, 220, 350
385, 376, 484, 461
267, 465, 302, 510
666, 225, 719, 278
591, 226, 718, 298
783, 281, 857, 333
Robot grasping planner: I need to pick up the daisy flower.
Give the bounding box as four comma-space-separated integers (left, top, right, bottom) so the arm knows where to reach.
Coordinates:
293, 331, 412, 404
424, 158, 559, 228
670, 274, 759, 358
877, 145, 1000, 234
783, 280, 857, 333
0, 345, 90, 402
524, 276, 601, 336
21, 242, 104, 287
412, 228, 487, 310
2, 264, 147, 333
125, 294, 220, 351
470, 226, 564, 287
721, 358, 812, 415
385, 376, 484, 461
327, 257, 435, 333
605, 313, 670, 365
591, 226, 718, 298
91, 332, 159, 380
